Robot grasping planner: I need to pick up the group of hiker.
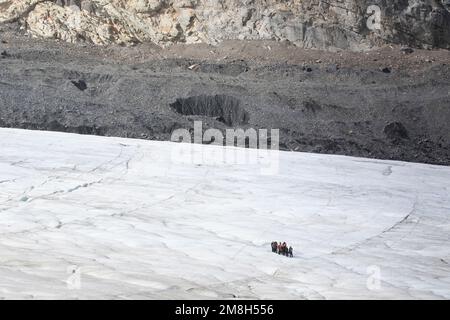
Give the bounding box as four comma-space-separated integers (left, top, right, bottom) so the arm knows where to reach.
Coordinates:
271, 241, 293, 257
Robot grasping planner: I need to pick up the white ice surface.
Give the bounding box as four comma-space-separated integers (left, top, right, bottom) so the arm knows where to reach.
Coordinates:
0, 128, 449, 299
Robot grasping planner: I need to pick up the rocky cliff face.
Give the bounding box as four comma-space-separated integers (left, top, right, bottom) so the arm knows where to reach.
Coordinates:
1, 0, 449, 50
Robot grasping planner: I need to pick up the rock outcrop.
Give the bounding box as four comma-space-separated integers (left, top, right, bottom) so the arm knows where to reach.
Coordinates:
1, 0, 449, 50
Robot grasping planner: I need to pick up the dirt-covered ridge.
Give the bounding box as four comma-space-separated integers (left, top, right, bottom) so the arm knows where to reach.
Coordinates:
0, 33, 449, 165
0, 0, 449, 50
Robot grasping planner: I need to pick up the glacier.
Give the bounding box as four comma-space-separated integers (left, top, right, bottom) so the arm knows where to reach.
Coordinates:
0, 128, 449, 299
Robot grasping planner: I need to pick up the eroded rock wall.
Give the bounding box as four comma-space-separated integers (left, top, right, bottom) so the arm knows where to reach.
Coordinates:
0, 0, 449, 49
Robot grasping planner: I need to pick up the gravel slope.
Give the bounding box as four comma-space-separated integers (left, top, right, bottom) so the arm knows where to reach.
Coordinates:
1, 31, 449, 165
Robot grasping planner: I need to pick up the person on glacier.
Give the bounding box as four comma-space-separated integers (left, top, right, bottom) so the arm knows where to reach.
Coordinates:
288, 246, 293, 257
281, 242, 287, 256
271, 241, 278, 253
277, 242, 282, 254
